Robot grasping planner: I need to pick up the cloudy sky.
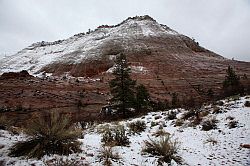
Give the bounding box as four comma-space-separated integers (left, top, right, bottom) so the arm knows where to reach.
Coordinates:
0, 0, 250, 61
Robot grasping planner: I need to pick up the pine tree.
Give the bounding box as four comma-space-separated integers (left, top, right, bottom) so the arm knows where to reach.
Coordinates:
223, 66, 243, 96
136, 84, 150, 111
109, 53, 136, 117
223, 66, 239, 88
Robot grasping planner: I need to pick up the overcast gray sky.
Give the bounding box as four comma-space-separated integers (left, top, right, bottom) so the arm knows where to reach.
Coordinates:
0, 0, 250, 61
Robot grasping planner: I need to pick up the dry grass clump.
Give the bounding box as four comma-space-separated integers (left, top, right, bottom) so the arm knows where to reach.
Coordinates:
201, 116, 218, 131
204, 134, 218, 146
101, 125, 129, 146
142, 135, 181, 164
9, 112, 82, 159
128, 120, 146, 134
98, 146, 120, 166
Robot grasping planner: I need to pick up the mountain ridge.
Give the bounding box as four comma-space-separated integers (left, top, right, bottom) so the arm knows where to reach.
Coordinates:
0, 15, 224, 76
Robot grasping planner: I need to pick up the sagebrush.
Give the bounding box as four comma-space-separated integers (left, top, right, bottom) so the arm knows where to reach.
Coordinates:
128, 120, 146, 134
9, 112, 82, 158
142, 135, 181, 164
101, 125, 130, 146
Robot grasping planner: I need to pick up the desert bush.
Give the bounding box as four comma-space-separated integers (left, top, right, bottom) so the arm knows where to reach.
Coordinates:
204, 134, 218, 146
152, 129, 170, 137
128, 120, 146, 134
245, 101, 250, 107
98, 146, 120, 166
190, 117, 202, 127
79, 121, 95, 130
167, 110, 177, 120
201, 117, 218, 131
216, 101, 224, 106
44, 156, 88, 166
212, 106, 222, 114
182, 110, 196, 120
175, 119, 184, 127
9, 112, 82, 159
154, 115, 162, 120
142, 135, 181, 164
228, 120, 238, 129
199, 110, 210, 118
101, 125, 129, 146
226, 116, 234, 120
150, 121, 158, 128
227, 95, 240, 102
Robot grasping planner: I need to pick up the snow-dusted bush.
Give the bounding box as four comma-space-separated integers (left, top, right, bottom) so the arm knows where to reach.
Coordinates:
245, 101, 250, 107
167, 110, 177, 120
204, 134, 218, 146
128, 120, 146, 134
152, 129, 170, 137
182, 110, 196, 120
9, 112, 82, 158
98, 146, 120, 166
142, 135, 181, 164
175, 119, 184, 127
201, 117, 218, 131
228, 120, 238, 129
101, 125, 130, 146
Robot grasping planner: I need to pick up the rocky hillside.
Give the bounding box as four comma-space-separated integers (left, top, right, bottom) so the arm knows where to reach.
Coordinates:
0, 15, 249, 120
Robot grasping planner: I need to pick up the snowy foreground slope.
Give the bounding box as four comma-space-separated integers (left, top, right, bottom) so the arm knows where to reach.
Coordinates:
0, 96, 249, 166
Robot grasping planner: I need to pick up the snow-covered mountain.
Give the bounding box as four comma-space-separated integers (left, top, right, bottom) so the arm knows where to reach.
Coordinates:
0, 15, 180, 76
0, 15, 249, 103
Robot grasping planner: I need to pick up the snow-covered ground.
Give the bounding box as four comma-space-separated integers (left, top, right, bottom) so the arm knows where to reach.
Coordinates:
0, 96, 249, 166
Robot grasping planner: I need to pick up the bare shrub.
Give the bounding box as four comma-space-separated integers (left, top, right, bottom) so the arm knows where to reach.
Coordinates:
201, 117, 218, 131
98, 146, 120, 166
152, 129, 170, 137
175, 119, 184, 127
228, 120, 238, 129
204, 134, 218, 146
167, 110, 177, 120
226, 116, 234, 120
128, 120, 146, 134
182, 110, 196, 120
150, 121, 158, 128
101, 125, 129, 146
245, 101, 250, 107
142, 135, 181, 164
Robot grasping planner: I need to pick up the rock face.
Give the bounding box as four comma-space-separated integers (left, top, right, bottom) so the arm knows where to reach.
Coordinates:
0, 70, 33, 80
0, 15, 250, 122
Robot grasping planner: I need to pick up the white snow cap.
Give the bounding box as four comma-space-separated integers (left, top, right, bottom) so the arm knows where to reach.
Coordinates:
0, 15, 179, 75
